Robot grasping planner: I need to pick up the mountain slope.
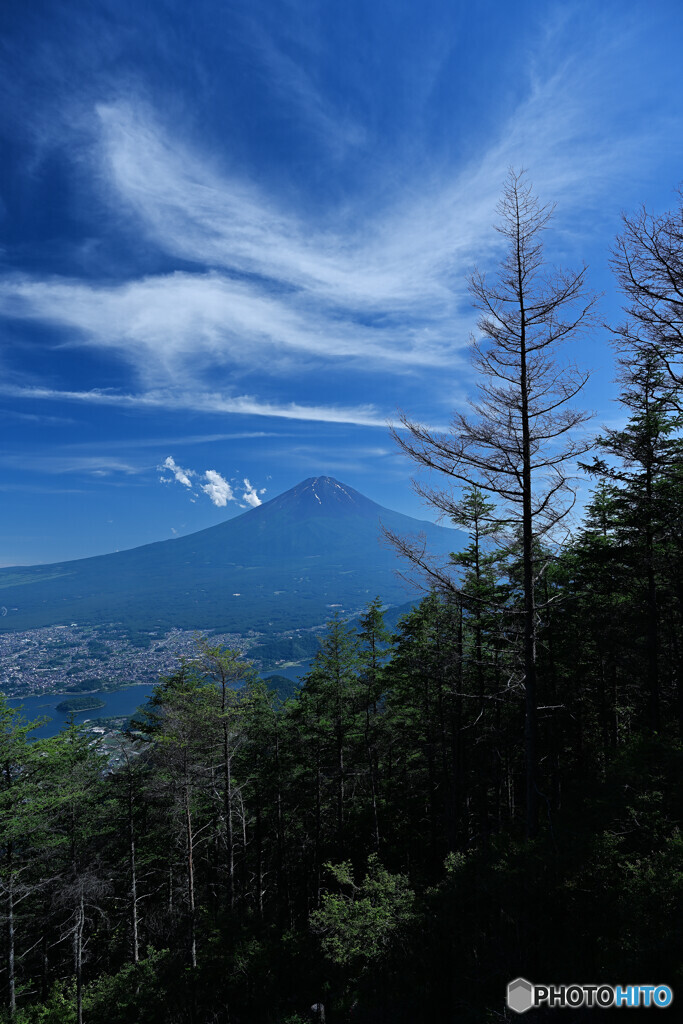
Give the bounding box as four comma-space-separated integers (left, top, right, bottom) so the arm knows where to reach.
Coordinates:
0, 477, 463, 633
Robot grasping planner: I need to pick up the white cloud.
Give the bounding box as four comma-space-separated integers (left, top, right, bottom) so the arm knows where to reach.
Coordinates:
201, 470, 234, 507
0, 19, 671, 431
70, 431, 277, 451
93, 95, 602, 316
239, 23, 366, 157
159, 455, 266, 511
91, 64, 651, 319
161, 455, 194, 488
1, 37, 652, 405
0, 453, 141, 476
242, 478, 263, 508
0, 271, 453, 385
0, 383, 387, 427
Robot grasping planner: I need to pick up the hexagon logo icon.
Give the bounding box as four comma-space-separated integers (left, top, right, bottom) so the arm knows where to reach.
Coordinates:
507, 977, 534, 1014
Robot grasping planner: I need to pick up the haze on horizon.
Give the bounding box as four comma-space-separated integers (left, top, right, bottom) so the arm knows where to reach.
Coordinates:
2, 0, 683, 566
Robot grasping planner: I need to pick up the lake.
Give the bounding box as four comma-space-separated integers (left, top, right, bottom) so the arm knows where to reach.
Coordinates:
7, 685, 156, 739
7, 661, 311, 739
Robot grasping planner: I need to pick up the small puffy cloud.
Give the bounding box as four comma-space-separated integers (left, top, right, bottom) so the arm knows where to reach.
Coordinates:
201, 470, 234, 507
242, 478, 264, 508
160, 456, 265, 510
162, 455, 194, 488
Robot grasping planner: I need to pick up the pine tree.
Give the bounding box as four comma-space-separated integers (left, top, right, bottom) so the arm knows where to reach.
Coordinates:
137, 669, 221, 969
304, 615, 359, 857
43, 721, 109, 1024
0, 698, 47, 1019
582, 347, 682, 732
357, 599, 392, 852
193, 639, 257, 911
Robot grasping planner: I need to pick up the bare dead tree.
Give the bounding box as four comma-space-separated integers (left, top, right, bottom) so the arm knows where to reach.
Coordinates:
610, 188, 683, 398
389, 169, 596, 837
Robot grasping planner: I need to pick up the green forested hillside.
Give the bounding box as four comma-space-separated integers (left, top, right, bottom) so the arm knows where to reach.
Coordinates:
2, 473, 683, 1022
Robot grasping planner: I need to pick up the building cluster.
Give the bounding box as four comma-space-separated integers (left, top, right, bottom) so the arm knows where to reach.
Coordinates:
0, 624, 251, 698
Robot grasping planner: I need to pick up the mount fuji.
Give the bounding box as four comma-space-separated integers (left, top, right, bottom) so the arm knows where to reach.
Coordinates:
0, 477, 463, 634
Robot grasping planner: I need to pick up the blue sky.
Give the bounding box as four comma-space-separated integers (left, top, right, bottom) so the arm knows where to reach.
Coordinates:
1, 0, 683, 564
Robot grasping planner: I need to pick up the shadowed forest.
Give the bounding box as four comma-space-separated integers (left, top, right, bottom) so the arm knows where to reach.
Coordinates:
2, 175, 683, 1022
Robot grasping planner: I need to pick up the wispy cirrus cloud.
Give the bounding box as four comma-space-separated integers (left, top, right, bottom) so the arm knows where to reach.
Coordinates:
0, 383, 386, 427
0, 453, 142, 476
92, 25, 658, 311
66, 431, 278, 450
93, 75, 626, 316
0, 271, 449, 385
238, 22, 367, 158
0, 12, 674, 427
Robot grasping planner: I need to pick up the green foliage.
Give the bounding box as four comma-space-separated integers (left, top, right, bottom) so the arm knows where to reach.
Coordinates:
4, 439, 683, 1023
311, 856, 416, 971
6, 985, 75, 1024
81, 950, 173, 1024
264, 673, 302, 700
55, 697, 105, 713
249, 632, 322, 669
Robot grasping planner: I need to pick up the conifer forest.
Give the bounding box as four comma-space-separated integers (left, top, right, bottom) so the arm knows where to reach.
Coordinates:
2, 176, 683, 1022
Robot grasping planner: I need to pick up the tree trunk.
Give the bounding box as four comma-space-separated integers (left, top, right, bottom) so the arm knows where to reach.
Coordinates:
74, 892, 84, 1024
185, 789, 197, 969
222, 685, 235, 912
128, 777, 140, 963
255, 778, 263, 919
335, 670, 345, 850
516, 212, 539, 840
448, 599, 464, 849
645, 517, 660, 732
7, 859, 15, 1020
315, 760, 322, 907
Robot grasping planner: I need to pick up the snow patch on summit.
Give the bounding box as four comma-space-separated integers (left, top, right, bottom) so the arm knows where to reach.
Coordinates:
332, 481, 356, 503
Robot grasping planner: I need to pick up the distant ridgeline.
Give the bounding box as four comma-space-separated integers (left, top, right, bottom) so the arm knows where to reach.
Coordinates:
0, 478, 462, 635
247, 600, 417, 669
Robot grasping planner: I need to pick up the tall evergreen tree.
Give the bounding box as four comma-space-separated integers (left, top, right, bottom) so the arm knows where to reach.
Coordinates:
583, 347, 682, 732
0, 699, 47, 1019
357, 599, 392, 852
